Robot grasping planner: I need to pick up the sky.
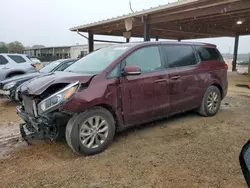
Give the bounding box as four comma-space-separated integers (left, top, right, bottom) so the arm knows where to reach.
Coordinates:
1, 0, 249, 54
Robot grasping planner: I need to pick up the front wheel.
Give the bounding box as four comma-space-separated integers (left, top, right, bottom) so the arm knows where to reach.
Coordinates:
198, 86, 221, 117
66, 107, 116, 155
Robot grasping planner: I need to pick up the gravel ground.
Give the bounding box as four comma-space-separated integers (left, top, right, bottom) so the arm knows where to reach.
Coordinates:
0, 73, 250, 188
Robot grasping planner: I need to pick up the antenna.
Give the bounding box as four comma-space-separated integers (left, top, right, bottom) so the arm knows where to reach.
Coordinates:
129, 0, 134, 13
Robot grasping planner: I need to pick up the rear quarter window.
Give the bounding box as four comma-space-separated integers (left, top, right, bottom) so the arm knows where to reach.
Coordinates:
195, 47, 223, 61
0, 55, 8, 65
8, 55, 27, 63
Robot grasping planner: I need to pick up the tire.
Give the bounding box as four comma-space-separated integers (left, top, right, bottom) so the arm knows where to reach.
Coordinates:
198, 86, 221, 117
66, 107, 116, 155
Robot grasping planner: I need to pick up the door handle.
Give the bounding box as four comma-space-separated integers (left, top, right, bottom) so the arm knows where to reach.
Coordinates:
170, 76, 181, 80
154, 78, 168, 83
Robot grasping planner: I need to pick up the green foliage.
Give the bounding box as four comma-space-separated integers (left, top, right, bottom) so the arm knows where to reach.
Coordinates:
0, 42, 8, 53
0, 42, 46, 54
8, 41, 25, 53
32, 45, 45, 49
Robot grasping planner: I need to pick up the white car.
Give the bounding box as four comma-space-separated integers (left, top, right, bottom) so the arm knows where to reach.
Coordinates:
0, 53, 37, 81
29, 57, 41, 64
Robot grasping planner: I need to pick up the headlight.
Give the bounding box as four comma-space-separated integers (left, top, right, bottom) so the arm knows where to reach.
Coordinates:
3, 82, 16, 90
37, 81, 79, 114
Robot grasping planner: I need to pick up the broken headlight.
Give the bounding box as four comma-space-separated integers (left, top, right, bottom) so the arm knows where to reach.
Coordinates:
37, 81, 79, 114
3, 81, 16, 90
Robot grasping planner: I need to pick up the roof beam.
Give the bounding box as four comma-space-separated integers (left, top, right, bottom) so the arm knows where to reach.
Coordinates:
149, 0, 250, 24
151, 28, 219, 38
151, 21, 236, 36
172, 8, 250, 24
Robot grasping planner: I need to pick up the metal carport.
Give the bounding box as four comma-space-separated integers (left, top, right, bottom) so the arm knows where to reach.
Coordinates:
70, 0, 250, 71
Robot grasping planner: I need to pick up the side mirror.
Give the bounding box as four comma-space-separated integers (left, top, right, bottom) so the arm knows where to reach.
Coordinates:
239, 139, 250, 187
122, 65, 141, 76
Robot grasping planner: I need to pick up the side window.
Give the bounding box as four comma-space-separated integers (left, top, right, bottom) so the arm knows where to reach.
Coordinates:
0, 55, 8, 65
196, 47, 222, 61
8, 55, 26, 63
125, 46, 162, 73
107, 65, 119, 78
163, 45, 197, 68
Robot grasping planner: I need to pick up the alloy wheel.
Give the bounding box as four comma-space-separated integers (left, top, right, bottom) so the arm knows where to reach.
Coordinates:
79, 116, 109, 149
207, 91, 219, 113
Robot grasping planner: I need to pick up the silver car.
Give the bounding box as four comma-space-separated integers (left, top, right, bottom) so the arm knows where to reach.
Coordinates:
0, 53, 37, 81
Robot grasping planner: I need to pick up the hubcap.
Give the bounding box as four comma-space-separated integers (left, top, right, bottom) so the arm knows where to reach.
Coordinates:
207, 91, 219, 113
79, 116, 109, 149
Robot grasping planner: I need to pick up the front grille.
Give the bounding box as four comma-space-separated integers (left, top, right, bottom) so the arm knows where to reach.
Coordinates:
22, 95, 34, 116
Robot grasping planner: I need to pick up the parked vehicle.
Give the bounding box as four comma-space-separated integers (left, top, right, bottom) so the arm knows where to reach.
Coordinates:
16, 42, 228, 155
0, 53, 37, 81
239, 139, 250, 187
29, 57, 41, 64
0, 59, 77, 100
237, 61, 249, 66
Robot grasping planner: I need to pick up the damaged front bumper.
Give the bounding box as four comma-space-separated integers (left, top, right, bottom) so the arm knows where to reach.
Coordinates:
0, 89, 10, 99
16, 105, 70, 143
0, 88, 17, 101
17, 105, 48, 144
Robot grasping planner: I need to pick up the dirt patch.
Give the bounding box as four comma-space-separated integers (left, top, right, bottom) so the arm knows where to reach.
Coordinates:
240, 95, 250, 99
0, 99, 22, 159
0, 73, 250, 188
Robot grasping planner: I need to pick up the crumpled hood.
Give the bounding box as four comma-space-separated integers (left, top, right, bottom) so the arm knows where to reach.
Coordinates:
0, 72, 41, 87
20, 71, 94, 95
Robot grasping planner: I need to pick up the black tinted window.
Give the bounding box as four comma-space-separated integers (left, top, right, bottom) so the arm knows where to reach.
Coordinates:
125, 46, 162, 73
8, 55, 26, 63
163, 45, 197, 68
196, 47, 222, 61
0, 55, 8, 65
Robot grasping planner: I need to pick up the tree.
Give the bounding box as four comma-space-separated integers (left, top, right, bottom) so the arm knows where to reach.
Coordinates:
0, 42, 8, 53
32, 45, 45, 49
8, 41, 25, 53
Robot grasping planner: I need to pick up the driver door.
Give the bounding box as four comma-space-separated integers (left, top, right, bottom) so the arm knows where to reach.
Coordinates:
119, 45, 170, 126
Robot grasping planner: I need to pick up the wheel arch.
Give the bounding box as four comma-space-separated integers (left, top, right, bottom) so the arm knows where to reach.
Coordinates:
211, 83, 223, 99
94, 104, 119, 128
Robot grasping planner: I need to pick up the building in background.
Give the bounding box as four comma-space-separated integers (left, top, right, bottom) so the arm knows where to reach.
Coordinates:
23, 43, 112, 61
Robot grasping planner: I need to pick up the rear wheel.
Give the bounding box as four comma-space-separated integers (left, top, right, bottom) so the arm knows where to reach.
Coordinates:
198, 86, 221, 116
66, 107, 115, 155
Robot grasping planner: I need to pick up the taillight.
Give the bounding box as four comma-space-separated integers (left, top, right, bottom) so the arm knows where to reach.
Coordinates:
224, 63, 228, 70
31, 64, 36, 68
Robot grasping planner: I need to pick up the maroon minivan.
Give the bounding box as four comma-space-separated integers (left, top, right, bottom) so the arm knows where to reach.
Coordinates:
17, 42, 228, 155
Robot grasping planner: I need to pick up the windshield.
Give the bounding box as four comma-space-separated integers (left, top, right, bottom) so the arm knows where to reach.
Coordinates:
65, 45, 134, 74
39, 59, 65, 73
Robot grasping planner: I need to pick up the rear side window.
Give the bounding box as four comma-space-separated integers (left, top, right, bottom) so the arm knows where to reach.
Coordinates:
8, 55, 26, 63
0, 55, 8, 65
125, 46, 162, 73
195, 47, 222, 61
162, 45, 197, 68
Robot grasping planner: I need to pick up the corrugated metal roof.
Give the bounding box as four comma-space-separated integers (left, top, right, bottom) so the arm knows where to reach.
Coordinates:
70, 0, 199, 31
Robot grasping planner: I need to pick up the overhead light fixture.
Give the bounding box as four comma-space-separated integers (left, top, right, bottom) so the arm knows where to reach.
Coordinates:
237, 20, 243, 25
